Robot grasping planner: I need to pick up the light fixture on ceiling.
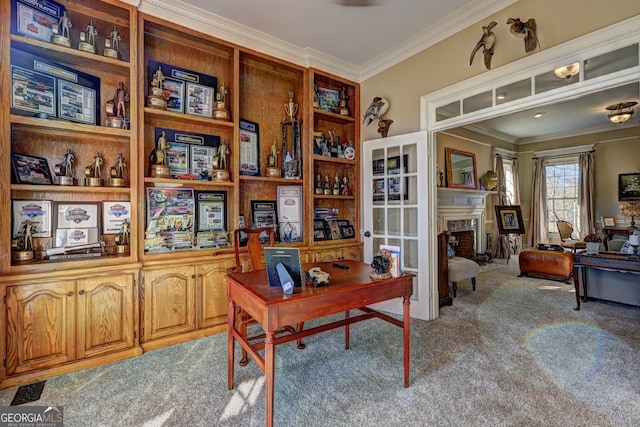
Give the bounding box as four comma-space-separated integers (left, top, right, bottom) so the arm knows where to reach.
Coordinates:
553, 62, 580, 79
606, 101, 637, 124
533, 112, 544, 118
496, 92, 507, 100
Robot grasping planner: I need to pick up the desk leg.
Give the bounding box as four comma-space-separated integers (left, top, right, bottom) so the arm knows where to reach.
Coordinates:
345, 310, 350, 350
403, 296, 410, 388
572, 265, 581, 311
228, 298, 236, 389
265, 331, 275, 427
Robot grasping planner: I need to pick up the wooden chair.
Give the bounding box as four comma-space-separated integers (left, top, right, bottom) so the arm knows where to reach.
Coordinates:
556, 220, 586, 253
232, 227, 304, 366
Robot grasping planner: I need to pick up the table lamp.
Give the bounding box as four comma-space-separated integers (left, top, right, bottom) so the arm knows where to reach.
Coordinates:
620, 201, 640, 229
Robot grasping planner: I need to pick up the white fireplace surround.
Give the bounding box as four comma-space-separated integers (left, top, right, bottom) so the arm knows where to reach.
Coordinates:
437, 188, 495, 255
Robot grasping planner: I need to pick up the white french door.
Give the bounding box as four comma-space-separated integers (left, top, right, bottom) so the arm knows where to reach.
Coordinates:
362, 131, 434, 320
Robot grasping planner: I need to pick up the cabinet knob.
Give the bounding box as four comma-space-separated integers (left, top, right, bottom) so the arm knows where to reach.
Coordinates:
67, 292, 73, 297
78, 290, 85, 295
364, 231, 371, 238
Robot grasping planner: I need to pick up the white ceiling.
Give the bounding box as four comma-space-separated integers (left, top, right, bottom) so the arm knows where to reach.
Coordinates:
147, 0, 639, 142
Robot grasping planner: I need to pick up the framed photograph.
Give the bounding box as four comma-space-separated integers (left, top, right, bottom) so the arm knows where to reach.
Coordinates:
102, 201, 131, 235
317, 86, 339, 113
186, 82, 214, 118
251, 200, 277, 242
325, 219, 342, 240
602, 216, 616, 227
12, 66, 55, 116
313, 228, 327, 241
494, 205, 525, 235
195, 191, 227, 232
11, 153, 53, 185
239, 119, 260, 176
162, 78, 184, 113
12, 200, 52, 238
53, 202, 101, 247
337, 220, 350, 228
191, 144, 216, 180
58, 79, 96, 125
340, 224, 355, 239
372, 155, 409, 201
618, 173, 640, 201
146, 187, 195, 251
12, 0, 65, 43
166, 143, 189, 177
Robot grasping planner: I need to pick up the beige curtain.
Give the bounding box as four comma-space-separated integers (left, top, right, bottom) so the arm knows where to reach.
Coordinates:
491, 155, 510, 258
578, 151, 595, 237
530, 157, 548, 246
511, 158, 522, 251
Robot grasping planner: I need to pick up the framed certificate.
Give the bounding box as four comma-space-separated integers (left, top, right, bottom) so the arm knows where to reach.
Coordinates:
102, 201, 131, 234
195, 191, 227, 232
239, 119, 260, 176
53, 202, 101, 247
12, 200, 52, 238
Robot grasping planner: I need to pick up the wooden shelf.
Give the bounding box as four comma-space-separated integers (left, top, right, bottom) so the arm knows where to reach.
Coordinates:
312, 155, 357, 165
11, 35, 130, 74
11, 184, 130, 194
11, 115, 130, 138
239, 176, 303, 184
144, 107, 234, 129
313, 108, 355, 124
144, 177, 234, 188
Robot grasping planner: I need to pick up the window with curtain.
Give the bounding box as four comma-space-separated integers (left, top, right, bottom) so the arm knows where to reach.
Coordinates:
545, 158, 579, 233
502, 158, 515, 204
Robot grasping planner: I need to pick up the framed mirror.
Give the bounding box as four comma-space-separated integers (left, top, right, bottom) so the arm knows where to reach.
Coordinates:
445, 147, 477, 189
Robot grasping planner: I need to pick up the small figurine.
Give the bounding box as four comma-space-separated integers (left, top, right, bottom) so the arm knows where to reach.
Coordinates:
92, 152, 103, 178
23, 220, 35, 252
341, 176, 350, 196
151, 131, 169, 166
119, 219, 130, 245
268, 140, 280, 168
115, 152, 126, 179
109, 26, 121, 52
284, 90, 298, 122
85, 19, 97, 47
152, 66, 165, 89
113, 81, 129, 121
147, 66, 167, 110
218, 139, 230, 171
316, 174, 323, 193
333, 175, 341, 195
59, 11, 72, 39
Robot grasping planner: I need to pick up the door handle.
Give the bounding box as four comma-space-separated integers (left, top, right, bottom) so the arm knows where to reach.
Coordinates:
364, 231, 371, 238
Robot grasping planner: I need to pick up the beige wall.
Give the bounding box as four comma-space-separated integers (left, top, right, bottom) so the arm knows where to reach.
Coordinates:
362, 0, 640, 243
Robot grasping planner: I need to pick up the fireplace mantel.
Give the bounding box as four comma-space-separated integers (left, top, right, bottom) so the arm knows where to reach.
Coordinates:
437, 187, 496, 255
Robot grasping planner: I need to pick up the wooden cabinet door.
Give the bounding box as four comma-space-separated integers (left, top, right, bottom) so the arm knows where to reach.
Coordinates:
5, 281, 75, 375
141, 266, 195, 342
196, 259, 234, 330
76, 273, 136, 359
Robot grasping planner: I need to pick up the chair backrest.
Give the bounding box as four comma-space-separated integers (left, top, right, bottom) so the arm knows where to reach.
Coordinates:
233, 227, 275, 272
556, 220, 576, 241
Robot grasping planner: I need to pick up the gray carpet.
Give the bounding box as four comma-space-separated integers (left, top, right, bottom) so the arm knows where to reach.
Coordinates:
2, 256, 640, 426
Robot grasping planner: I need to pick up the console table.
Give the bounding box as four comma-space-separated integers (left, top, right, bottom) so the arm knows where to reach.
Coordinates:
601, 227, 631, 248
572, 252, 640, 310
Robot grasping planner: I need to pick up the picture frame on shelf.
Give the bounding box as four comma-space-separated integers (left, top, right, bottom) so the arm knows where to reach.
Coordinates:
163, 78, 184, 113
12, 199, 52, 238
195, 191, 227, 232
602, 216, 616, 227
146, 187, 195, 251
53, 201, 101, 247
317, 86, 339, 113
325, 219, 342, 240
618, 173, 640, 201
494, 205, 525, 235
313, 220, 326, 241
166, 143, 189, 178
340, 224, 355, 239
11, 0, 66, 43
11, 153, 53, 185
239, 119, 260, 176
102, 201, 131, 235
372, 154, 409, 201
251, 200, 278, 242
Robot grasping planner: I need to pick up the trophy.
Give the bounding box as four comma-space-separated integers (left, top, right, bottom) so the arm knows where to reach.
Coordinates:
54, 148, 76, 186
211, 139, 230, 182
114, 218, 130, 255
104, 26, 121, 59
84, 151, 104, 186
12, 220, 36, 262
332, 175, 341, 195
339, 86, 349, 116
78, 19, 98, 54
51, 11, 72, 47
147, 66, 167, 110
109, 152, 127, 187
149, 130, 171, 178
105, 81, 129, 128
212, 82, 230, 121
284, 90, 298, 122
266, 140, 281, 177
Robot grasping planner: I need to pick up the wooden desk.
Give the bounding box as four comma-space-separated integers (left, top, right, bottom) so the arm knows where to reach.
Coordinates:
572, 252, 640, 310
226, 260, 414, 427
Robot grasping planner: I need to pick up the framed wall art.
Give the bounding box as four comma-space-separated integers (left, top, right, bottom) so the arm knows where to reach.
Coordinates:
11, 153, 53, 185
618, 173, 640, 201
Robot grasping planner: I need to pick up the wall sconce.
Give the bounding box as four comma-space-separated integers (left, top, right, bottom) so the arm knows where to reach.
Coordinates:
553, 62, 579, 79
606, 101, 637, 124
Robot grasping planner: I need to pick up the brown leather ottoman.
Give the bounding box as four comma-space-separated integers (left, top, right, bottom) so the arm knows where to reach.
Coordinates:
519, 248, 574, 282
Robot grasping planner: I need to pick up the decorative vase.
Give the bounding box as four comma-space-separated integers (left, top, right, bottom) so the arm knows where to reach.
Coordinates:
586, 242, 600, 255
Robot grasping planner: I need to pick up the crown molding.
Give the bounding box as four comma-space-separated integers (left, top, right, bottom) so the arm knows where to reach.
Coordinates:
133, 0, 516, 82
359, 0, 518, 81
